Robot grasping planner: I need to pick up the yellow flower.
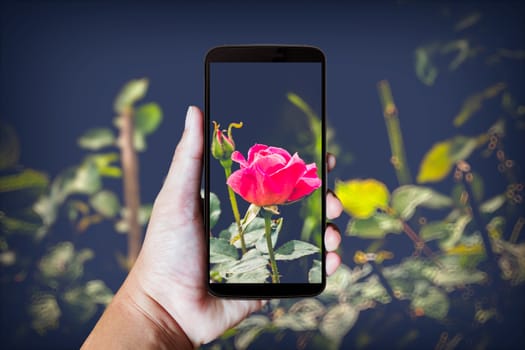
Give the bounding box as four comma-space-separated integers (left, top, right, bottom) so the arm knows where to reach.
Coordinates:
334, 179, 390, 219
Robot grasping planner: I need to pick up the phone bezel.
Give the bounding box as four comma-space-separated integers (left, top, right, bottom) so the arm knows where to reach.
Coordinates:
204, 45, 326, 298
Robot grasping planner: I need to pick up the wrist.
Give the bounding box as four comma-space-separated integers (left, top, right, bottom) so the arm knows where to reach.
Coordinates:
119, 272, 194, 349
82, 271, 193, 350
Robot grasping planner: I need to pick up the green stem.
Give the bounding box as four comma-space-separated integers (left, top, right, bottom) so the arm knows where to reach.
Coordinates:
224, 166, 246, 254
264, 210, 280, 283
377, 80, 412, 185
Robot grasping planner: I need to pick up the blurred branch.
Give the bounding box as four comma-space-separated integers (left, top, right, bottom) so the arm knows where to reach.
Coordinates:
377, 80, 412, 185
119, 106, 142, 268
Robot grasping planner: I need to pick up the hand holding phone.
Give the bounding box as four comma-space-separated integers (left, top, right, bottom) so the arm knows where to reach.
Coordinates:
205, 46, 327, 297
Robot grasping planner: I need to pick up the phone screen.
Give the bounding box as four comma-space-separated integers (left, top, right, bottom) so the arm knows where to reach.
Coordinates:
205, 46, 325, 297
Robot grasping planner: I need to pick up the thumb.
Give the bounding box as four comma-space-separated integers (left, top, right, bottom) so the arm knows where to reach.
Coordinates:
159, 106, 203, 207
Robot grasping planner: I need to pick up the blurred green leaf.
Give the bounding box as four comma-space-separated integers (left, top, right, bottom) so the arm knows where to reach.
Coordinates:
85, 153, 122, 178
133, 130, 147, 151
255, 217, 282, 254
420, 221, 452, 242
274, 299, 325, 331
0, 121, 20, 170
480, 194, 506, 213
63, 280, 113, 323
415, 44, 439, 86
38, 242, 94, 288
210, 237, 238, 263
234, 316, 270, 350
28, 293, 61, 335
335, 179, 390, 219
0, 250, 16, 266
439, 215, 471, 250
89, 190, 120, 218
309, 259, 322, 283
114, 204, 152, 233
417, 136, 479, 183
209, 192, 221, 229
114, 78, 149, 113
134, 102, 163, 135
0, 169, 49, 193
274, 240, 319, 261
453, 83, 506, 127
347, 213, 403, 239
320, 303, 358, 347
410, 283, 449, 320
455, 12, 482, 31
0, 215, 41, 234
392, 185, 452, 220
77, 128, 116, 150
229, 249, 269, 275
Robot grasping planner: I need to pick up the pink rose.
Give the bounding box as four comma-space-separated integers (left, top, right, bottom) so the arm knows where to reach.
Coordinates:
226, 144, 322, 207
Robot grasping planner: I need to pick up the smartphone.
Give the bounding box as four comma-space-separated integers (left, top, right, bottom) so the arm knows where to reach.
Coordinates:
205, 45, 326, 298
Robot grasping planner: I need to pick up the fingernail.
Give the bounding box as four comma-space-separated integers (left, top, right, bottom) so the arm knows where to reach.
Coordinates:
185, 106, 194, 130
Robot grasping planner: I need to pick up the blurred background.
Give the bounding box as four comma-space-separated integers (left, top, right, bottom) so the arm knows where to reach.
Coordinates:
1, 0, 524, 349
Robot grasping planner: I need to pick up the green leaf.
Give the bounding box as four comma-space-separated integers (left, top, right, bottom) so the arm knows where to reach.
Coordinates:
229, 249, 268, 274
226, 268, 269, 283
210, 237, 238, 263
28, 293, 61, 335
134, 102, 163, 135
417, 136, 479, 183
335, 179, 390, 219
77, 128, 116, 150
114, 78, 149, 113
209, 192, 221, 229
255, 217, 283, 254
391, 185, 452, 220
308, 259, 322, 283
233, 217, 265, 249
89, 190, 120, 218
274, 240, 319, 261
320, 303, 358, 346
347, 213, 403, 239
63, 161, 102, 196
0, 121, 20, 170
0, 168, 49, 193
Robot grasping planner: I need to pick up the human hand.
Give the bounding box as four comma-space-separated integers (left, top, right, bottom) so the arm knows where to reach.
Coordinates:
82, 106, 344, 349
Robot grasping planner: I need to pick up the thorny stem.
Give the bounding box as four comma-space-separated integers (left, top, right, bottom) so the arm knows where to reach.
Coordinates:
119, 106, 142, 268
264, 210, 280, 283
401, 221, 443, 269
223, 166, 246, 254
460, 170, 497, 263
377, 80, 412, 186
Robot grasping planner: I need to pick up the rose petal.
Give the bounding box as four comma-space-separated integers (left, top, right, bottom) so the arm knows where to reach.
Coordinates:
266, 146, 292, 162
252, 153, 287, 174
231, 151, 248, 168
287, 176, 322, 202
247, 144, 269, 164
226, 167, 258, 204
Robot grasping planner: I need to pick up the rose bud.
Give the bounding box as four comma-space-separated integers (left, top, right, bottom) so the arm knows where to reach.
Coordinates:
211, 121, 242, 165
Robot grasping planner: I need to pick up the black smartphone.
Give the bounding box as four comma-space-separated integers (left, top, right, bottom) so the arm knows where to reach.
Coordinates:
204, 45, 326, 298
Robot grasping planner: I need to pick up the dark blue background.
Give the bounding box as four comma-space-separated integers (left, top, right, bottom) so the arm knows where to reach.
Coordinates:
1, 0, 524, 348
